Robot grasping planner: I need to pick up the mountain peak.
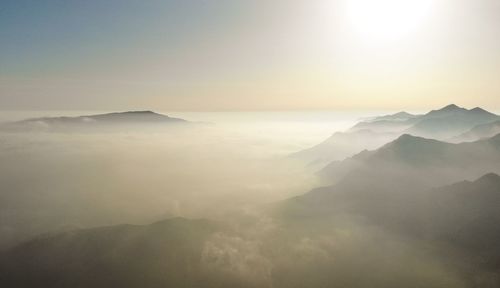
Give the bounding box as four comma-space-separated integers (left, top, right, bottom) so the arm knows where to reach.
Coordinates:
396, 111, 412, 116
390, 111, 415, 118
475, 173, 500, 185
393, 133, 428, 144
379, 134, 446, 157
430, 104, 496, 116
471, 107, 486, 113
377, 134, 444, 154
442, 104, 461, 111
469, 107, 498, 117
424, 104, 468, 118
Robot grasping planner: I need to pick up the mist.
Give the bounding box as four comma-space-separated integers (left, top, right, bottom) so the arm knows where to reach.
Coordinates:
0, 117, 326, 249
1, 109, 500, 288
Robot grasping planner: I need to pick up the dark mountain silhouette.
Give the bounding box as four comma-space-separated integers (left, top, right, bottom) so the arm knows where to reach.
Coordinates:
377, 173, 500, 272
278, 158, 500, 282
0, 111, 188, 132
0, 207, 471, 288
0, 218, 231, 288
426, 173, 500, 254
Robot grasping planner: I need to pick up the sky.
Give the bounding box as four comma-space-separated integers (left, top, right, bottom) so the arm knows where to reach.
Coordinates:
1, 0, 500, 111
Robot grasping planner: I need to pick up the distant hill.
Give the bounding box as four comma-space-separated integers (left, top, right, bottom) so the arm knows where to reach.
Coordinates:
424, 104, 469, 118
0, 111, 189, 132
0, 218, 229, 288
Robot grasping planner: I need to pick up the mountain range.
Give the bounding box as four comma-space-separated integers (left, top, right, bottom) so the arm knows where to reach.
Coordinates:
320, 133, 500, 186
406, 104, 499, 139
284, 132, 500, 220
279, 131, 500, 284
294, 104, 500, 167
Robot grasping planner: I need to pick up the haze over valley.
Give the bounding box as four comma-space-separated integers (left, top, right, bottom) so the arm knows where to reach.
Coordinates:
1, 105, 500, 287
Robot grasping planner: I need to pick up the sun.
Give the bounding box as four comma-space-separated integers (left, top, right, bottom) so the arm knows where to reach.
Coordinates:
346, 0, 433, 43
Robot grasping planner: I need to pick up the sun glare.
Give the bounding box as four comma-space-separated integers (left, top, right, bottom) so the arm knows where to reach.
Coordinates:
346, 0, 433, 43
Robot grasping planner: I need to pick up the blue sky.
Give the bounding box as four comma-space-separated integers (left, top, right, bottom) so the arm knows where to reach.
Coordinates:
1, 0, 249, 76
1, 0, 500, 111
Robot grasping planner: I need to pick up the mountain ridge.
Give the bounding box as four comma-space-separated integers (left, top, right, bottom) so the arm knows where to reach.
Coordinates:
293, 104, 500, 166
320, 132, 500, 187
0, 111, 189, 132
21, 110, 187, 123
